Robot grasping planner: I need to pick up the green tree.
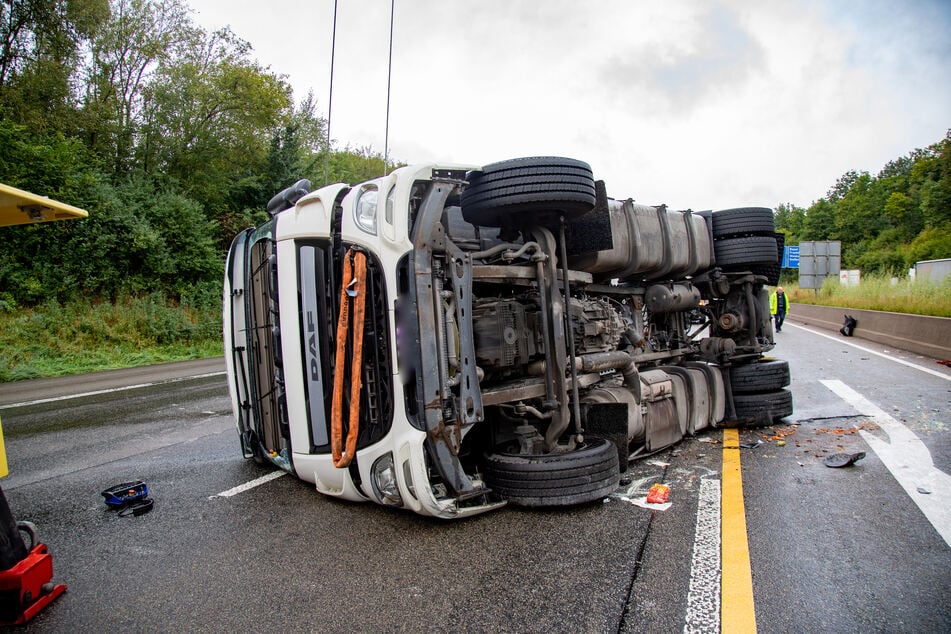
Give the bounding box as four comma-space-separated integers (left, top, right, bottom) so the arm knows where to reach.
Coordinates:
831, 171, 888, 244
139, 26, 292, 208
773, 202, 805, 243
82, 0, 191, 173
800, 198, 836, 241
266, 91, 328, 191
904, 222, 951, 267
328, 145, 394, 185
883, 191, 913, 232
826, 169, 862, 202
915, 132, 951, 228
0, 0, 109, 131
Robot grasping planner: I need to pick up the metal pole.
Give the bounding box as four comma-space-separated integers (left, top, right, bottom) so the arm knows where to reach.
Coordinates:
384, 0, 395, 175
325, 0, 338, 186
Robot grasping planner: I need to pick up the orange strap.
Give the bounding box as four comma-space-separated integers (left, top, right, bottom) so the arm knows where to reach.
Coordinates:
331, 250, 367, 468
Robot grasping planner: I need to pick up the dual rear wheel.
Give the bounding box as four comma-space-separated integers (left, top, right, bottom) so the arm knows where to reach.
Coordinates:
727, 358, 794, 426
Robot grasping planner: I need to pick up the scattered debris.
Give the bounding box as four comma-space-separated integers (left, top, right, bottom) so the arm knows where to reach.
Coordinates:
815, 423, 869, 436
740, 439, 763, 449
823, 451, 866, 468
917, 487, 932, 495
762, 427, 797, 443
937, 360, 950, 367
696, 436, 719, 444
646, 483, 670, 504
646, 460, 671, 468
630, 498, 672, 511
613, 481, 674, 511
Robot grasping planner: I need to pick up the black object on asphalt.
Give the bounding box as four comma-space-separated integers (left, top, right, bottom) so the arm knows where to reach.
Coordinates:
824, 451, 866, 468
118, 498, 154, 517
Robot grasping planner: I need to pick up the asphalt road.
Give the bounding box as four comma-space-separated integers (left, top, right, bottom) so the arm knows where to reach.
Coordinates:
0, 326, 949, 632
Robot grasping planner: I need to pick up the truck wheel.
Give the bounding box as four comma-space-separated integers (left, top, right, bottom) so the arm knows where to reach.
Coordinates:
752, 262, 782, 286
711, 207, 776, 238
750, 233, 784, 285
731, 389, 793, 426
481, 438, 620, 507
461, 156, 596, 227
729, 359, 790, 393
714, 236, 779, 268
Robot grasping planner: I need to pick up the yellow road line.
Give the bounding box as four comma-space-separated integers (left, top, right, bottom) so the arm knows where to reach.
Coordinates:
721, 428, 756, 632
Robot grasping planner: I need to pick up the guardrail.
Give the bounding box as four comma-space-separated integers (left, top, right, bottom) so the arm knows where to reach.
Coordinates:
788, 303, 951, 360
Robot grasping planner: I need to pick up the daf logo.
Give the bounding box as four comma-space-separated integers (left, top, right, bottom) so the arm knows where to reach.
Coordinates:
306, 310, 320, 382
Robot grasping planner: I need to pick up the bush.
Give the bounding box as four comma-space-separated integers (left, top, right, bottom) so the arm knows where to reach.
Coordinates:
0, 295, 223, 381
903, 222, 951, 267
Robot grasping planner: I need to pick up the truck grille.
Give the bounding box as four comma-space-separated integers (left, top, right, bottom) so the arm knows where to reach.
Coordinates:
298, 241, 393, 452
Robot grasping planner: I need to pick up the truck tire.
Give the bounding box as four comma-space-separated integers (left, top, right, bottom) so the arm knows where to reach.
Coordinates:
461, 156, 596, 227
731, 389, 793, 426
752, 262, 782, 286
750, 233, 784, 285
711, 207, 775, 238
481, 438, 620, 507
714, 236, 779, 268
729, 359, 790, 393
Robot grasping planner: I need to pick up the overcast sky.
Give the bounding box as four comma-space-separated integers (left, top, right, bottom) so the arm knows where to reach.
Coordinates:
186, 0, 951, 211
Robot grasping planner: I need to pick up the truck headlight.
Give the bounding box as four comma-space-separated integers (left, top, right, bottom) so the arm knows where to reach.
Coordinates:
370, 452, 403, 506
354, 186, 378, 235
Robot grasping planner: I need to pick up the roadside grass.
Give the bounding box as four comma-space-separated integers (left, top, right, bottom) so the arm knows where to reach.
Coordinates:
786, 272, 951, 318
0, 294, 223, 382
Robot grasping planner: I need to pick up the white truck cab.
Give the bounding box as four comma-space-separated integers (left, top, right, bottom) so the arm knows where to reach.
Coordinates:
224, 157, 791, 519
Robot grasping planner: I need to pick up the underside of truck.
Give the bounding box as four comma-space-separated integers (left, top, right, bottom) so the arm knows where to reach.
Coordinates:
226, 157, 792, 513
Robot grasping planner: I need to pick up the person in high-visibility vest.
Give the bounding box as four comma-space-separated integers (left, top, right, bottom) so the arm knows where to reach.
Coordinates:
769, 286, 789, 333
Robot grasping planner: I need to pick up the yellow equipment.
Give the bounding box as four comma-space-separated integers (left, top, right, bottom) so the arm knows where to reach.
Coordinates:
0, 182, 88, 227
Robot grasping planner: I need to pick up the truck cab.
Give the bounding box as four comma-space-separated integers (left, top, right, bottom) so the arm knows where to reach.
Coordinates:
224, 157, 791, 519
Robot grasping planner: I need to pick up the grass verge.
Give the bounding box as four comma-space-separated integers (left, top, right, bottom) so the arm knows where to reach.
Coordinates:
0, 294, 223, 382
786, 272, 951, 318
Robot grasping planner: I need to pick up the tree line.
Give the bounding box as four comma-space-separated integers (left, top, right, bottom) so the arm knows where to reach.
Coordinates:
774, 130, 951, 274
1, 1, 947, 312
0, 0, 391, 309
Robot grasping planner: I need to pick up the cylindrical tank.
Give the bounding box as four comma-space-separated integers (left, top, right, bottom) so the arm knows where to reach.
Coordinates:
645, 283, 701, 314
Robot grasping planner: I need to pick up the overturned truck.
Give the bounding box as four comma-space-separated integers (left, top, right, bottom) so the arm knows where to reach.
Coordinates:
224, 157, 792, 519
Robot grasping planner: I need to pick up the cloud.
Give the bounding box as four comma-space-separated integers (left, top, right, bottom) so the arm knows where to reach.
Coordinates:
186, 0, 951, 210
598, 5, 766, 114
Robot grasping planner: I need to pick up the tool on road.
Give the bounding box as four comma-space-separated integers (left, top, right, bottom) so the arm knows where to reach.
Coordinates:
101, 481, 150, 507
102, 481, 154, 517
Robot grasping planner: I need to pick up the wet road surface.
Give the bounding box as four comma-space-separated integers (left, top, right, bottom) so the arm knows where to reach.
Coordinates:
0, 324, 949, 632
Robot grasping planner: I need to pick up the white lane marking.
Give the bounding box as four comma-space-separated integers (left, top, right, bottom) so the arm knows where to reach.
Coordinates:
786, 323, 951, 382
683, 477, 721, 634
0, 371, 227, 410
821, 379, 951, 547
210, 471, 287, 499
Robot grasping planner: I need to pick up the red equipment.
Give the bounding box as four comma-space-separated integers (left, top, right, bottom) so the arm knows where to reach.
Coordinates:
0, 543, 67, 625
